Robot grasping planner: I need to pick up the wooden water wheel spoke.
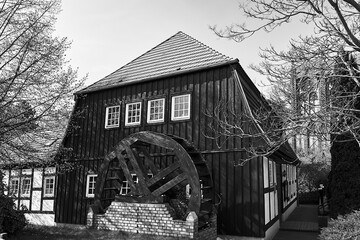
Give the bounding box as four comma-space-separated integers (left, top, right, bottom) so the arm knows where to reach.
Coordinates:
137, 146, 159, 175
115, 146, 138, 194
152, 172, 187, 196
123, 143, 151, 195
131, 147, 151, 180
146, 161, 180, 187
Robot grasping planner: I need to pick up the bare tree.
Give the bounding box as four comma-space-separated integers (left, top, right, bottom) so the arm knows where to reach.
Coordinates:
0, 0, 84, 165
208, 0, 360, 160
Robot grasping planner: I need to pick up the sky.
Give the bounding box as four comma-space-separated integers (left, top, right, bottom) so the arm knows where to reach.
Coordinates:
55, 0, 314, 94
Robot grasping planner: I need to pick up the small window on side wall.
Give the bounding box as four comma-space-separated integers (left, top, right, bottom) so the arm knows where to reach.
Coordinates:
171, 94, 190, 121
86, 174, 97, 198
147, 98, 165, 123
44, 176, 55, 197
105, 105, 120, 128
125, 102, 142, 126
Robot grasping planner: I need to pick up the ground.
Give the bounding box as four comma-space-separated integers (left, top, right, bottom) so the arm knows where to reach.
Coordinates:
5, 225, 186, 240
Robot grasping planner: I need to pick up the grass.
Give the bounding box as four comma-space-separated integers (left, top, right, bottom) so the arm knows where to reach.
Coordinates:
5, 225, 187, 240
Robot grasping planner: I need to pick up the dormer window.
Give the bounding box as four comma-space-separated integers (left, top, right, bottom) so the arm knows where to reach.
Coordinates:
105, 105, 120, 128
147, 98, 165, 123
125, 102, 142, 126
171, 94, 191, 121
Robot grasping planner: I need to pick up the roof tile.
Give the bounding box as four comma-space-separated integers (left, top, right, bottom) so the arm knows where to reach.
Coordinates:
78, 31, 234, 94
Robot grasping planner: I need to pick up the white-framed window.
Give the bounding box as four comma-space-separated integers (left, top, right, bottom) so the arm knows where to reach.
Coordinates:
264, 158, 278, 225
147, 98, 165, 123
125, 102, 142, 126
120, 173, 152, 195
105, 105, 120, 128
44, 176, 55, 197
9, 178, 19, 197
171, 94, 191, 121
21, 178, 31, 197
86, 174, 97, 198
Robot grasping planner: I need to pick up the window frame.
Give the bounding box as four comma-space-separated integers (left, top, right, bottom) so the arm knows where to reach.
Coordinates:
125, 102, 142, 126
43, 176, 55, 197
9, 178, 20, 197
171, 94, 191, 121
86, 174, 98, 198
105, 105, 121, 129
147, 98, 165, 123
21, 177, 31, 197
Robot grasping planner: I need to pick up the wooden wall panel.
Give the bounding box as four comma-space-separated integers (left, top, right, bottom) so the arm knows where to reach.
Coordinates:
57, 64, 267, 237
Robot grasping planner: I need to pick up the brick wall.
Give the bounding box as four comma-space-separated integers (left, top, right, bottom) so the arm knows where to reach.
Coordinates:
88, 202, 199, 238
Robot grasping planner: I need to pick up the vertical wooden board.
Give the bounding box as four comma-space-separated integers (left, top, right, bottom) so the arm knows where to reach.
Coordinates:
233, 74, 243, 149
87, 93, 99, 158
82, 96, 90, 158
192, 72, 200, 149
74, 99, 85, 157
234, 151, 243, 234
241, 158, 252, 235
226, 152, 236, 234
72, 164, 81, 224
250, 157, 261, 236
205, 69, 214, 150
179, 75, 187, 139
218, 152, 228, 233
55, 173, 64, 222
98, 92, 107, 157
199, 71, 207, 150
226, 67, 237, 149
219, 67, 228, 150
186, 74, 194, 143
79, 160, 88, 224
89, 93, 97, 158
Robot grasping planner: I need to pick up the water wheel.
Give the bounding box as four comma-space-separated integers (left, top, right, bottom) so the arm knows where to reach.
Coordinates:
92, 131, 214, 228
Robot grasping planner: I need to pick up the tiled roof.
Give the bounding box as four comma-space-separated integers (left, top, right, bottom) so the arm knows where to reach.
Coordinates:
77, 31, 235, 94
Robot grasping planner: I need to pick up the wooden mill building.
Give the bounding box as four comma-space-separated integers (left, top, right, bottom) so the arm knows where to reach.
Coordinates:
3, 32, 300, 240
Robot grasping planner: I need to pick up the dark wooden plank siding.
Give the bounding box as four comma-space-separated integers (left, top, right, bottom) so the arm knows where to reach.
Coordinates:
57, 64, 267, 237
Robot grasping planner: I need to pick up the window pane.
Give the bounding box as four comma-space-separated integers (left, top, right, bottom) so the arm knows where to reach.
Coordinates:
105, 106, 120, 128
172, 95, 190, 120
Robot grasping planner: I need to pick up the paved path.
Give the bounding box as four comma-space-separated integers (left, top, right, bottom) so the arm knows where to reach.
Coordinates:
273, 205, 320, 240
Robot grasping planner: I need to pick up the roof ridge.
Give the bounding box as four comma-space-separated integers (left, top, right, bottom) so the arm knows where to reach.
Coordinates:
178, 31, 231, 60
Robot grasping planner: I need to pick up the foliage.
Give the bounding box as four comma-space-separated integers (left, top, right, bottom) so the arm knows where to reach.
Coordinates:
0, 0, 84, 165
298, 160, 330, 194
328, 135, 360, 218
0, 171, 27, 234
319, 210, 360, 240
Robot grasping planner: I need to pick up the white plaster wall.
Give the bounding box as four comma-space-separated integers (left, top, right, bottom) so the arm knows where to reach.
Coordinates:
42, 200, 54, 211
33, 169, 43, 188
25, 213, 55, 226
31, 190, 41, 211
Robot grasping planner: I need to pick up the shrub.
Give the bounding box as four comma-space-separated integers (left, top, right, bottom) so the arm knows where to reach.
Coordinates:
329, 136, 360, 218
319, 210, 360, 240
0, 171, 27, 234
298, 161, 330, 193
